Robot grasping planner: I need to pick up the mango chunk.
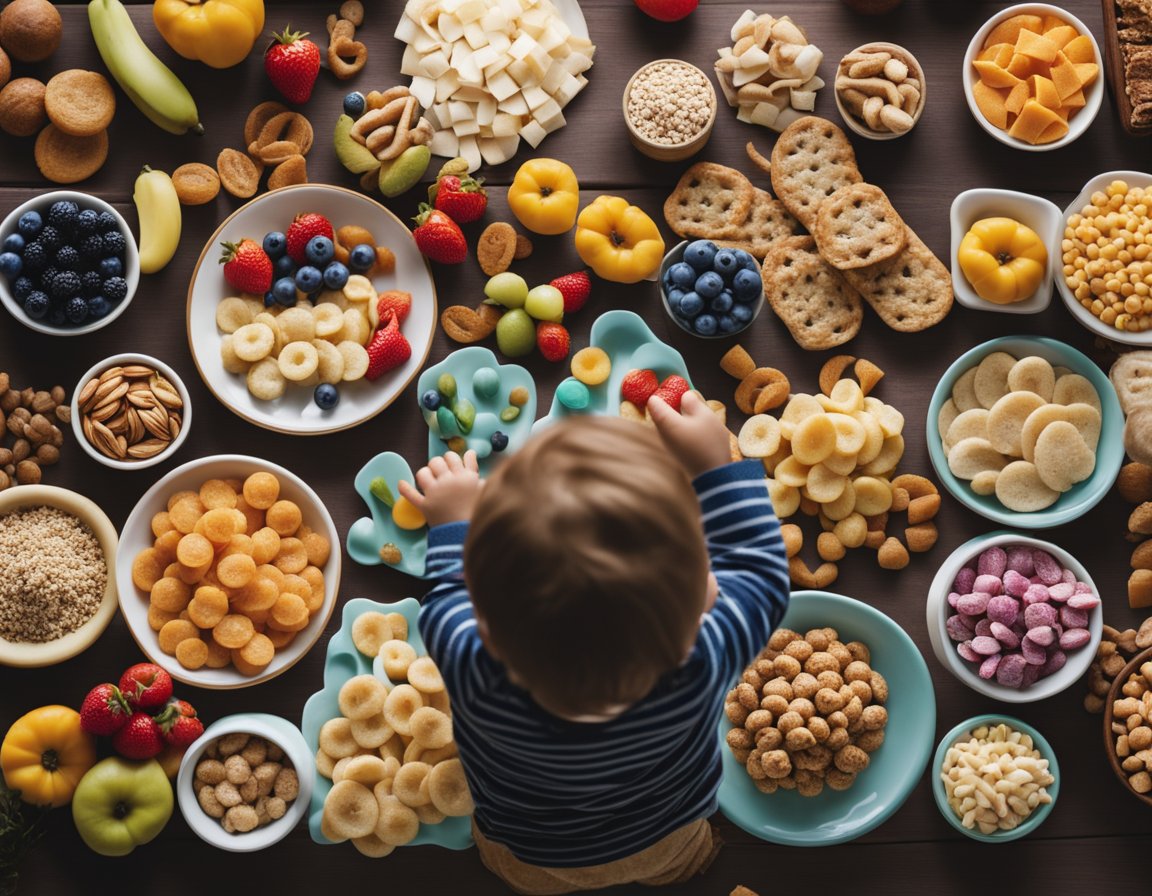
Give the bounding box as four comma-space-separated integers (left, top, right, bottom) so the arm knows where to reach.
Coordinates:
1043, 24, 1079, 48
972, 80, 1010, 129
1062, 35, 1096, 64
979, 42, 1015, 66
1049, 52, 1081, 100
1008, 98, 1065, 142
1041, 14, 1069, 33
974, 59, 1022, 89
1036, 117, 1071, 144
1073, 62, 1099, 87
1029, 74, 1061, 110
986, 13, 1044, 47
1016, 29, 1059, 63
1005, 80, 1030, 115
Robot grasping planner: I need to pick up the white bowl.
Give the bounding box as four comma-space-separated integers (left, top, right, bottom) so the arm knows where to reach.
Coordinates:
177, 713, 312, 852
962, 3, 1103, 151
1053, 170, 1152, 347
71, 353, 192, 470
925, 532, 1102, 702
949, 188, 1062, 314
0, 190, 140, 335
0, 485, 119, 666
115, 454, 341, 688
835, 42, 926, 141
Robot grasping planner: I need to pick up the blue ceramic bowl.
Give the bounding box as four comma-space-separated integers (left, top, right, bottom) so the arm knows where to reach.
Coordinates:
926, 335, 1124, 528
931, 713, 1059, 842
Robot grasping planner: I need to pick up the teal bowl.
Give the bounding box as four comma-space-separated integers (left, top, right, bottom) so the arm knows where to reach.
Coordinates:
717, 590, 937, 846
926, 335, 1124, 528
931, 713, 1059, 842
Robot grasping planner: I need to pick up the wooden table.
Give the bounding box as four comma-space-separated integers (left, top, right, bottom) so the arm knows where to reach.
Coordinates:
2, 1, 1150, 892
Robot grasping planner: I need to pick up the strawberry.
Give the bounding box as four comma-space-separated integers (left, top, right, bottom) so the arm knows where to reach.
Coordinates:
375, 290, 412, 326
219, 239, 272, 295
536, 321, 570, 362
365, 315, 411, 380
155, 699, 204, 750
286, 212, 334, 264
634, 0, 699, 22
550, 271, 592, 314
264, 27, 321, 105
432, 174, 488, 224
118, 663, 173, 712
79, 683, 131, 736
653, 374, 691, 411
112, 712, 164, 760
621, 368, 659, 407
412, 204, 467, 264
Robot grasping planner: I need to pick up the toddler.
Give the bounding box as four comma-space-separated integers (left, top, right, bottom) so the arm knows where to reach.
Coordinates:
399, 391, 789, 894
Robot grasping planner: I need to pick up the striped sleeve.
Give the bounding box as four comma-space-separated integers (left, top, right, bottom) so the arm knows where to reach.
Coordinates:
417, 521, 484, 700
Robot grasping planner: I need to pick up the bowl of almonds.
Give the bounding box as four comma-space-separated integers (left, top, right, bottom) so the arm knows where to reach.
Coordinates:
71, 353, 190, 470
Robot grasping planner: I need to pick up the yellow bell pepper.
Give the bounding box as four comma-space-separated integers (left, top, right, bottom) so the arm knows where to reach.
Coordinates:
957, 217, 1048, 305
1, 706, 96, 808
507, 159, 580, 235
574, 195, 666, 284
153, 0, 265, 69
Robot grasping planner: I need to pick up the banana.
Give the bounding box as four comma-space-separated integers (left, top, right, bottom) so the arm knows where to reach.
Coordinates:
134, 166, 182, 274
88, 0, 203, 136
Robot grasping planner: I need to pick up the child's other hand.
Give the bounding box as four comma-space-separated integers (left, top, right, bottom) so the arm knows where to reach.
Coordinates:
649, 391, 732, 478
398, 450, 483, 527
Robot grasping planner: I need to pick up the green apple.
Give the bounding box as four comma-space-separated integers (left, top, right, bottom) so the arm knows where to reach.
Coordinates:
483, 272, 529, 309
71, 757, 173, 857
495, 308, 536, 357
333, 114, 381, 175
523, 284, 564, 322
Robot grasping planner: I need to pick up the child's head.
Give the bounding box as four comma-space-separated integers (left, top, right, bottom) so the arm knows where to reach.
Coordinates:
464, 416, 711, 717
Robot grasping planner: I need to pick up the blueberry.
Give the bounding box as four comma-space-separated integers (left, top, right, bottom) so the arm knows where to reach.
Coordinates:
55, 245, 80, 270
667, 261, 696, 289
322, 261, 349, 290
273, 253, 296, 279
710, 291, 733, 314
343, 91, 366, 118
263, 291, 277, 307
348, 243, 375, 273
0, 252, 22, 278
712, 250, 738, 276
47, 200, 79, 230
692, 313, 719, 336
731, 302, 754, 324
734, 249, 759, 273
87, 296, 111, 319
294, 265, 323, 293
22, 291, 48, 320
665, 286, 685, 305
490, 431, 509, 452
421, 389, 441, 411
75, 209, 100, 235
684, 239, 718, 271
732, 267, 762, 302
314, 383, 340, 410
79, 234, 106, 260
11, 276, 32, 300
718, 313, 740, 334
694, 270, 724, 299
96, 211, 119, 233
305, 235, 335, 267
2, 233, 24, 254
65, 295, 89, 324
98, 256, 123, 278
678, 291, 704, 317
102, 231, 126, 256
46, 304, 67, 327
262, 231, 287, 259
17, 211, 42, 239
50, 270, 80, 299
20, 242, 46, 272
272, 276, 298, 306
81, 270, 103, 297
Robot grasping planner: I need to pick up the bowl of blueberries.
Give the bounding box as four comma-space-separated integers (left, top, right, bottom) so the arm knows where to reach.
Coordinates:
659, 239, 763, 339
0, 191, 139, 335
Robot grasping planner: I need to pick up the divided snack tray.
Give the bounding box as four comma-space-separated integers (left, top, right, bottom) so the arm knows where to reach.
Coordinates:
346, 452, 429, 577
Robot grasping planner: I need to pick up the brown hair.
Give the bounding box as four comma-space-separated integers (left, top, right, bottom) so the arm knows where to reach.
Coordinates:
464, 416, 710, 717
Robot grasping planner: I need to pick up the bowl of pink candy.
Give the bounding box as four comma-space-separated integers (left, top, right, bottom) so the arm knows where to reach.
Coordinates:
925, 532, 1102, 702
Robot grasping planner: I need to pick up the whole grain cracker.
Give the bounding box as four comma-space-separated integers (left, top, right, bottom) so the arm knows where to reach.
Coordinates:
43, 70, 115, 137
840, 227, 953, 332
760, 235, 863, 350
770, 116, 862, 230
714, 188, 804, 259
663, 162, 754, 241
813, 183, 907, 270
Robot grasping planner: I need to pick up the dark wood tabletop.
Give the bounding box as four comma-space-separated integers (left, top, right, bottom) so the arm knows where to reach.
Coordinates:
2, 1, 1151, 893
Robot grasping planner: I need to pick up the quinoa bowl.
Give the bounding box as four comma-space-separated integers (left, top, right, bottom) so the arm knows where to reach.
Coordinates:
623, 59, 716, 162
0, 485, 118, 666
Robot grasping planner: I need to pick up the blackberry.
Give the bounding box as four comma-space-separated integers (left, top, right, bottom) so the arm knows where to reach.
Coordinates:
66, 295, 89, 324
55, 245, 81, 270
40, 265, 60, 288
87, 296, 111, 319
102, 231, 126, 256
38, 225, 62, 251
75, 209, 100, 235
82, 270, 103, 297
79, 234, 106, 260
12, 276, 33, 300
102, 276, 128, 302
96, 211, 118, 232
49, 270, 81, 300
23, 291, 49, 320
20, 241, 47, 272
47, 200, 80, 230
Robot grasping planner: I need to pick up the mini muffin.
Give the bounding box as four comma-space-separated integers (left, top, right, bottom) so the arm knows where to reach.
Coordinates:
44, 70, 116, 137
0, 77, 46, 137
0, 0, 63, 63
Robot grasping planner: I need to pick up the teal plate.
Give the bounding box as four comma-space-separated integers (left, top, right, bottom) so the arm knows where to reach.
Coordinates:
418, 346, 536, 475
300, 597, 473, 850
717, 590, 936, 846
533, 310, 691, 431
346, 452, 429, 578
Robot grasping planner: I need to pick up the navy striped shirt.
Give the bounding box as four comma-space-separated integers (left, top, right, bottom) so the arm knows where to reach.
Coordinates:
417, 459, 789, 867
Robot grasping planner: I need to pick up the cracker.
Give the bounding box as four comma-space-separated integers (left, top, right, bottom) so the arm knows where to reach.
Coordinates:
664, 162, 754, 240
440, 305, 499, 343
1052, 373, 1100, 411
944, 408, 989, 451
44, 70, 115, 137
1021, 402, 1101, 459
839, 228, 953, 332
1109, 350, 1152, 414
172, 162, 220, 205
813, 183, 907, 270
34, 123, 108, 183
951, 367, 980, 412
1033, 420, 1096, 491
217, 148, 261, 198
1006, 356, 1055, 401
268, 154, 308, 190
244, 101, 291, 147
769, 116, 862, 230
973, 351, 1017, 409
476, 222, 516, 276
936, 398, 960, 439
995, 460, 1060, 512
513, 233, 533, 260
713, 189, 803, 259
760, 236, 863, 351
1125, 405, 1152, 468
947, 436, 1007, 480
986, 391, 1046, 456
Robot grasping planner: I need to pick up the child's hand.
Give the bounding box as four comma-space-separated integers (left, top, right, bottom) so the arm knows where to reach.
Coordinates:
397, 450, 483, 527
649, 391, 733, 478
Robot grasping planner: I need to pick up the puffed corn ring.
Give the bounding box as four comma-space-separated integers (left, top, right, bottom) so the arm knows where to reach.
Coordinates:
266, 500, 303, 536
392, 760, 433, 808
238, 632, 275, 669
818, 355, 856, 397
158, 618, 200, 654
736, 367, 790, 416
383, 684, 423, 736
150, 576, 191, 613
406, 656, 445, 694
247, 358, 287, 401
380, 639, 418, 681
243, 472, 280, 510
233, 322, 276, 362
351, 832, 395, 858
409, 707, 453, 750
213, 613, 255, 650
339, 674, 389, 721
341, 754, 390, 787
374, 793, 419, 846
351, 713, 395, 750
324, 779, 379, 840
176, 636, 208, 670
319, 716, 360, 759
427, 758, 474, 817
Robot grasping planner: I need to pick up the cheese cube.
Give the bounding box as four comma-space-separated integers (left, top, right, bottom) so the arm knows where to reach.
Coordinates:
541, 60, 568, 94
483, 53, 513, 77
454, 115, 480, 137
429, 128, 459, 159
790, 88, 816, 111
509, 33, 536, 61
487, 32, 512, 56
478, 135, 520, 166
521, 84, 550, 110
463, 21, 489, 50
519, 119, 547, 148
750, 102, 781, 126
490, 112, 520, 137
422, 51, 450, 79
487, 70, 520, 102
400, 44, 424, 77
394, 15, 419, 43
457, 134, 481, 172
526, 44, 553, 81
536, 100, 565, 133
497, 91, 529, 115
438, 14, 464, 43
453, 85, 488, 103
435, 71, 462, 102
481, 9, 509, 33
538, 21, 569, 53
553, 70, 585, 106
476, 96, 497, 127
472, 45, 500, 71
507, 59, 535, 86
457, 0, 487, 24
560, 52, 592, 76
409, 75, 437, 109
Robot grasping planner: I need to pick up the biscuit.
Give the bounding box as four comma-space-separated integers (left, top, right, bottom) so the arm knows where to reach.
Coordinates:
1110, 351, 1152, 414
476, 222, 516, 276
171, 162, 220, 205
44, 70, 115, 137
217, 148, 261, 198
713, 188, 804, 259
1124, 404, 1152, 467
813, 183, 907, 270
664, 162, 755, 240
268, 154, 307, 190
761, 236, 863, 350
34, 123, 108, 183
244, 100, 291, 147
770, 116, 862, 230
840, 228, 953, 332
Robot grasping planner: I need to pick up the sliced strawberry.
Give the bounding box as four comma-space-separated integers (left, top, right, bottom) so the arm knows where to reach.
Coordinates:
365, 315, 411, 380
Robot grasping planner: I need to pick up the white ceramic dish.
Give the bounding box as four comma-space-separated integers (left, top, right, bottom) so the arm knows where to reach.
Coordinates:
185, 184, 437, 435
925, 532, 1102, 703
177, 713, 313, 852
0, 190, 140, 336
115, 454, 341, 688
71, 353, 192, 470
1054, 170, 1152, 346
0, 485, 119, 666
949, 188, 1062, 314
835, 42, 926, 141
961, 3, 1103, 152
